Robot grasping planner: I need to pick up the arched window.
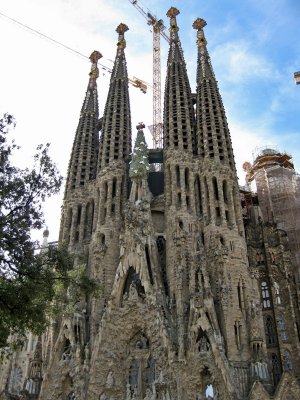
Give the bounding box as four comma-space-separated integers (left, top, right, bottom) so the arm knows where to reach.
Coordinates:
212, 177, 219, 200
283, 350, 292, 371
184, 168, 189, 190
175, 165, 180, 187
222, 180, 228, 203
261, 281, 271, 308
112, 177, 117, 198
146, 357, 156, 385
129, 359, 139, 396
265, 316, 276, 346
194, 175, 203, 216
278, 314, 288, 341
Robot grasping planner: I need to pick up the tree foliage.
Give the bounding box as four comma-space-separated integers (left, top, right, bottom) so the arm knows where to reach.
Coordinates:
0, 114, 96, 352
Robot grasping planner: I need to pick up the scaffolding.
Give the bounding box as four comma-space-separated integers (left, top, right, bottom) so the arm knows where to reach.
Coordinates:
247, 147, 300, 280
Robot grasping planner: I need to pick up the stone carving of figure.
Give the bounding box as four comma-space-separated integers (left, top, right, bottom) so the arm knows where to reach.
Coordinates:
129, 283, 139, 300
198, 336, 209, 352
106, 370, 114, 388
274, 281, 281, 304
84, 344, 90, 363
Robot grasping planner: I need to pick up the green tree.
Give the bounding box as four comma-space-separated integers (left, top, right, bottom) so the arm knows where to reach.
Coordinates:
0, 114, 96, 352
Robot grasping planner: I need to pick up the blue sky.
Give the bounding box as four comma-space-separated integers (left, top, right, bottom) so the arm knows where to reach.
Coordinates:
0, 0, 299, 241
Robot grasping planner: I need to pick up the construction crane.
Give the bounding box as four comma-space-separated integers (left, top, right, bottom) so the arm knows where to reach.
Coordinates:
128, 0, 170, 148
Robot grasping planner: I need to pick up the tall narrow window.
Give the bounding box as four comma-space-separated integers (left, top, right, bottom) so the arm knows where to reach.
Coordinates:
261, 281, 271, 308
265, 316, 276, 346
145, 245, 153, 285
104, 181, 108, 202
112, 177, 117, 198
222, 180, 228, 203
184, 168, 189, 190
175, 165, 180, 187
194, 175, 202, 216
237, 283, 242, 310
283, 350, 292, 371
76, 205, 82, 225
270, 353, 281, 384
278, 314, 288, 341
129, 359, 139, 394
204, 177, 211, 219
212, 177, 219, 200
234, 320, 242, 349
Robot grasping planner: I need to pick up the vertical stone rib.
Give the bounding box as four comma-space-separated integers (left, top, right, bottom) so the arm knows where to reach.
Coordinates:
98, 24, 132, 169
193, 19, 235, 169
163, 7, 195, 153
65, 51, 102, 195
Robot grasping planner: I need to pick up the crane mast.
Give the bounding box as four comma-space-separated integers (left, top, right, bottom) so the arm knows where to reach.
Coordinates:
129, 0, 170, 148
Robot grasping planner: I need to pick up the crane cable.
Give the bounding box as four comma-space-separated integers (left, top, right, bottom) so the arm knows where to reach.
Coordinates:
0, 10, 148, 92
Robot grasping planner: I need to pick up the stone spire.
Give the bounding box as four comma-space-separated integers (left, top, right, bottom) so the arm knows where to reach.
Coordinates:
98, 23, 132, 169
193, 19, 235, 169
163, 7, 195, 153
65, 51, 102, 194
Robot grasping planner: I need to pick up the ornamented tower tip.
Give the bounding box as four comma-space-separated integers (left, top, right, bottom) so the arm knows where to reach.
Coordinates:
192, 18, 207, 48
116, 23, 129, 51
136, 121, 145, 130
88, 50, 102, 89
166, 7, 180, 37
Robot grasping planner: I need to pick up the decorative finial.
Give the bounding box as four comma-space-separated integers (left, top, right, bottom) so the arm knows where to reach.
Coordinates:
193, 18, 207, 48
136, 122, 145, 130
166, 7, 180, 19
89, 50, 102, 64
167, 7, 180, 35
116, 23, 129, 35
116, 23, 129, 50
192, 18, 207, 31
88, 50, 102, 86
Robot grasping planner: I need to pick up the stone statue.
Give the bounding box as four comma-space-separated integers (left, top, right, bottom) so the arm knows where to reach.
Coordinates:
274, 281, 281, 304
106, 370, 114, 388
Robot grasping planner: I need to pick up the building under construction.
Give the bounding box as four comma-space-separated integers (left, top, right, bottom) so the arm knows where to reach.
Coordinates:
244, 148, 300, 282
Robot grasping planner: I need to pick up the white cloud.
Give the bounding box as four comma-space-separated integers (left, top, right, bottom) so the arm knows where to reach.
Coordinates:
212, 40, 278, 83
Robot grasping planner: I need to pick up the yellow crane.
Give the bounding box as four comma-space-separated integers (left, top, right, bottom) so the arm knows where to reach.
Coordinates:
128, 0, 170, 148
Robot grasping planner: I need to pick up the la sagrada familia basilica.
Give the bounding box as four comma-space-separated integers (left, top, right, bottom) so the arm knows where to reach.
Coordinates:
1, 6, 300, 400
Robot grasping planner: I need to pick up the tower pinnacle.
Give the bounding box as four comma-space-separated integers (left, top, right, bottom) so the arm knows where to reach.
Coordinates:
98, 23, 131, 168
192, 18, 207, 48
166, 7, 180, 37
88, 50, 102, 88
116, 23, 129, 51
163, 8, 195, 152
64, 50, 100, 193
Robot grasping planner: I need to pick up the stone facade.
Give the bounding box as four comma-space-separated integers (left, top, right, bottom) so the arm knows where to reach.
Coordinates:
1, 8, 300, 400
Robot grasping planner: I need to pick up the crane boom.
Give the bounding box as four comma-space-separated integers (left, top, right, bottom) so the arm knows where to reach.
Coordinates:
128, 0, 169, 148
